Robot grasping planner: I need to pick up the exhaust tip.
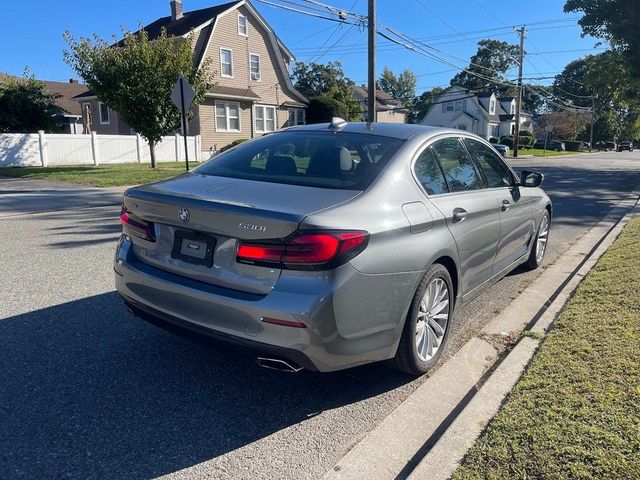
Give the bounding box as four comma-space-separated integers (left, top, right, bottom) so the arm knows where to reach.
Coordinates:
256, 357, 304, 373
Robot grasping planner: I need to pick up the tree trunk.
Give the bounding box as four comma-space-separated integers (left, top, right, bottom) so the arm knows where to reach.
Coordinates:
149, 142, 157, 169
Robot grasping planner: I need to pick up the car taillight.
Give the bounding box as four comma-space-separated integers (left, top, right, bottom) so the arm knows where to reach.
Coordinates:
120, 206, 156, 241
237, 230, 368, 270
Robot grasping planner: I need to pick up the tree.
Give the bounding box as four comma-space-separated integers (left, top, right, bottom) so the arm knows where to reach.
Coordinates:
565, 0, 640, 74
0, 71, 62, 133
536, 111, 591, 140
552, 51, 640, 141
306, 95, 349, 123
64, 29, 212, 168
450, 39, 519, 91
408, 87, 445, 124
292, 61, 362, 120
378, 67, 417, 111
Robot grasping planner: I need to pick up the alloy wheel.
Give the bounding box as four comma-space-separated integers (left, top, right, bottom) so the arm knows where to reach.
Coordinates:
536, 215, 550, 264
415, 278, 450, 362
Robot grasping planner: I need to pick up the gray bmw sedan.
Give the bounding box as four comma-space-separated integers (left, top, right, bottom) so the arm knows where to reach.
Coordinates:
115, 120, 551, 375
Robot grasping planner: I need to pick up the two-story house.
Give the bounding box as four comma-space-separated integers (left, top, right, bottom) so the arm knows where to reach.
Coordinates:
352, 86, 406, 123
420, 86, 533, 139
75, 0, 308, 151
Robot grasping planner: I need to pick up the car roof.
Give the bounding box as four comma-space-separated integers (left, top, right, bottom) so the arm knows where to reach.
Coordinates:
282, 122, 468, 141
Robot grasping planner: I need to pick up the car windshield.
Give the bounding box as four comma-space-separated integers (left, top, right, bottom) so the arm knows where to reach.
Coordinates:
194, 131, 405, 190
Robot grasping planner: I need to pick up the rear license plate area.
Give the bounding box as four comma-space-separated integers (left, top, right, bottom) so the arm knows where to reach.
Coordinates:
171, 230, 216, 267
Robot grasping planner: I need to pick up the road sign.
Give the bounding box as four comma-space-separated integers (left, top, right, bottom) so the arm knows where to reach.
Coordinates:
170, 76, 196, 172
171, 76, 196, 112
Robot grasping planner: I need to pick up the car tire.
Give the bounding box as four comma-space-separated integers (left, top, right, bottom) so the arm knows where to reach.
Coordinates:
526, 210, 550, 270
391, 263, 454, 376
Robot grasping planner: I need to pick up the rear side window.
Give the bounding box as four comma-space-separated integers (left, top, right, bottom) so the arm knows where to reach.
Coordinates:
195, 131, 404, 190
465, 139, 514, 188
430, 137, 480, 192
414, 147, 448, 195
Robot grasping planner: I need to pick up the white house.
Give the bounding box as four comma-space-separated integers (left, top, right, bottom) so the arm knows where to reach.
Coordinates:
420, 86, 533, 139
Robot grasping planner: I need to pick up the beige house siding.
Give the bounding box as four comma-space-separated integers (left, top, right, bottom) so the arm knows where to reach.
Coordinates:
81, 100, 131, 134
377, 110, 406, 124
196, 4, 303, 150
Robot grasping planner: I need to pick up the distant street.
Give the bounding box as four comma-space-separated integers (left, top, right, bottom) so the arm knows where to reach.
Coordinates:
1, 150, 640, 480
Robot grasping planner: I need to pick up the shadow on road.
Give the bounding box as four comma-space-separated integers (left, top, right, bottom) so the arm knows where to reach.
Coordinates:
0, 292, 411, 479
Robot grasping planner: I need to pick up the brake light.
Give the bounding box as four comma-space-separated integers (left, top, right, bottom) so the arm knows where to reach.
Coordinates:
120, 206, 156, 241
237, 230, 368, 270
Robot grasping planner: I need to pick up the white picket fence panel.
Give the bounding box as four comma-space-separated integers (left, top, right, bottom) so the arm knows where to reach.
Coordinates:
0, 132, 201, 167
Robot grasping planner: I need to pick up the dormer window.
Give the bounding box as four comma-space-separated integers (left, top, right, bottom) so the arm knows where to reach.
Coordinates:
511, 102, 516, 114
489, 99, 496, 115
238, 15, 248, 36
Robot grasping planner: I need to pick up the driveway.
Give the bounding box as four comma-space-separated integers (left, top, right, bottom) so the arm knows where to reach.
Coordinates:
1, 151, 639, 480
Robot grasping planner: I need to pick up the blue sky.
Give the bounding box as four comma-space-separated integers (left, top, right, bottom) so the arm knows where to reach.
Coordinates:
2, 0, 604, 93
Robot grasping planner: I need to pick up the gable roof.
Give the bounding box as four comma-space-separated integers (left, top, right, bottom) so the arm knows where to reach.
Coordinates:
353, 86, 405, 111
43, 80, 89, 116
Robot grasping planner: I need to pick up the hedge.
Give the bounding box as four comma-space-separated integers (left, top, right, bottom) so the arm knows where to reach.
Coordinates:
219, 138, 248, 153
489, 137, 499, 144
499, 136, 514, 148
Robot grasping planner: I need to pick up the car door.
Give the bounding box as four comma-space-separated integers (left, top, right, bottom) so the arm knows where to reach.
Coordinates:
464, 138, 535, 274
415, 136, 501, 297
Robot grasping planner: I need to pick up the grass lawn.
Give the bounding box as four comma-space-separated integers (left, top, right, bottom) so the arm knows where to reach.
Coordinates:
453, 217, 640, 480
524, 148, 582, 157
0, 162, 192, 188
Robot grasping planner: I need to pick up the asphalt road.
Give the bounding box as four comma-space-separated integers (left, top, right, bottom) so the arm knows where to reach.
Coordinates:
1, 151, 640, 480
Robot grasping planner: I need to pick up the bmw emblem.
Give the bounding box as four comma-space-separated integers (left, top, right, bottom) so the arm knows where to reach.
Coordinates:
178, 207, 190, 223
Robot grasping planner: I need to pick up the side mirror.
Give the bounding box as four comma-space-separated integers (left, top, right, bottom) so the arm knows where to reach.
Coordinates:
520, 170, 544, 188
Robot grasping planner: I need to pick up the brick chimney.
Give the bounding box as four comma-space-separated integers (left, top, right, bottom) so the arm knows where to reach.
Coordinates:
170, 0, 183, 21
69, 79, 78, 84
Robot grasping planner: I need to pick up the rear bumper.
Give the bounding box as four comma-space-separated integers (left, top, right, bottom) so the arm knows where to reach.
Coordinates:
121, 294, 318, 371
114, 235, 418, 372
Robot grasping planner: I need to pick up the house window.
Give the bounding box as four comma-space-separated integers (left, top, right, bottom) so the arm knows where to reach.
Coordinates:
215, 101, 241, 132
288, 108, 305, 126
454, 100, 463, 112
99, 102, 110, 124
238, 15, 248, 36
510, 103, 516, 114
489, 124, 499, 138
249, 53, 261, 81
445, 102, 454, 112
220, 48, 233, 77
489, 99, 496, 115
511, 123, 516, 134
388, 108, 396, 116
457, 124, 467, 131
254, 105, 276, 133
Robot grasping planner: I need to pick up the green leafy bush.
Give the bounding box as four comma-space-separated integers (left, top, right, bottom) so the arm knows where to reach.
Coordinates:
219, 138, 248, 153
489, 137, 499, 144
499, 135, 514, 148
306, 95, 349, 123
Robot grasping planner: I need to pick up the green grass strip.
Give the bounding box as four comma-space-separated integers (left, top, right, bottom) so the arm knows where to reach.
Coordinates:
0, 162, 191, 188
453, 217, 640, 480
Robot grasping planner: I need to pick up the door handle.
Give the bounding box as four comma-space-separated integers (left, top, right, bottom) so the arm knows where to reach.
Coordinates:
452, 207, 468, 223
501, 200, 510, 212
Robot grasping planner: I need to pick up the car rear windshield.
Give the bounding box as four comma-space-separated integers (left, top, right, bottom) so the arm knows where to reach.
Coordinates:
194, 131, 405, 190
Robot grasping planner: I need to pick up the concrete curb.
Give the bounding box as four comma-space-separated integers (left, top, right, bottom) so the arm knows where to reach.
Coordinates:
321, 191, 640, 480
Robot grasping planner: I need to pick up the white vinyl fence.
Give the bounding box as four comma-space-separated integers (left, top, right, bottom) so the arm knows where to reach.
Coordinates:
0, 131, 202, 167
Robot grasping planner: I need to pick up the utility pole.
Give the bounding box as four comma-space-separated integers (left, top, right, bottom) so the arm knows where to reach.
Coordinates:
589, 94, 597, 152
367, 0, 377, 123
513, 26, 526, 158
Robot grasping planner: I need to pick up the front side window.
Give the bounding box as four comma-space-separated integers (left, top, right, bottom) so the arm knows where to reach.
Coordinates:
430, 137, 480, 192
99, 102, 110, 124
254, 105, 276, 133
454, 100, 463, 112
414, 147, 448, 195
194, 131, 405, 190
238, 15, 248, 36
288, 108, 305, 126
465, 139, 514, 188
220, 48, 233, 77
215, 101, 241, 132
249, 53, 261, 81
